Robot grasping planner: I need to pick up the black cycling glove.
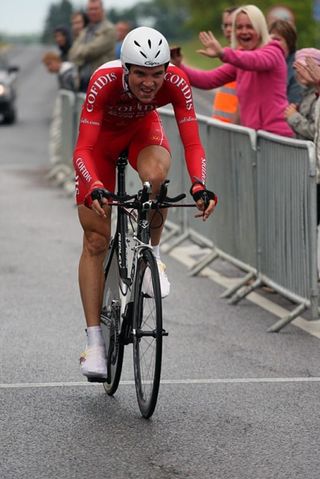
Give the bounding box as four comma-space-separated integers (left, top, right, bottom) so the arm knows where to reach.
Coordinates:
190, 181, 217, 208
84, 183, 111, 208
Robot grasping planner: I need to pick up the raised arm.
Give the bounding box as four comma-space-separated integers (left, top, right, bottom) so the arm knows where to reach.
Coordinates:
180, 63, 235, 90
221, 41, 284, 71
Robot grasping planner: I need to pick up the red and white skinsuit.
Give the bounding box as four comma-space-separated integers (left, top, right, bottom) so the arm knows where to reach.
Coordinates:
73, 60, 207, 204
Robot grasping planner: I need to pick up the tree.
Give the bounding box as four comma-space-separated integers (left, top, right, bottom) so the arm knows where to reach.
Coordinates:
181, 0, 317, 47
109, 0, 190, 41
41, 0, 74, 44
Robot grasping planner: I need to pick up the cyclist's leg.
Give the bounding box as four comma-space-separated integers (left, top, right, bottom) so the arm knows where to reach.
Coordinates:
128, 113, 172, 296
75, 131, 121, 327
135, 145, 171, 297
75, 134, 118, 378
77, 206, 112, 379
77, 205, 112, 327
136, 144, 171, 246
128, 111, 171, 247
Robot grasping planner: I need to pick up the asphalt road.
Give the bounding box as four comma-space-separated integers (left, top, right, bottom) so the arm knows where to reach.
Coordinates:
1, 45, 320, 479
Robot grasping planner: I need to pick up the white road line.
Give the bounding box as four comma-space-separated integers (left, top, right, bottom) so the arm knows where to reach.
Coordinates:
1, 377, 320, 389
170, 246, 320, 339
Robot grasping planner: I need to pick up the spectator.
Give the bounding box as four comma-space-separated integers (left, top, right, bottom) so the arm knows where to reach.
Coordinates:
266, 5, 295, 28
287, 54, 320, 274
212, 6, 239, 123
269, 19, 302, 104
115, 20, 132, 59
53, 26, 72, 61
42, 51, 78, 91
68, 0, 116, 92
172, 5, 294, 137
42, 51, 78, 172
71, 10, 89, 40
284, 49, 320, 140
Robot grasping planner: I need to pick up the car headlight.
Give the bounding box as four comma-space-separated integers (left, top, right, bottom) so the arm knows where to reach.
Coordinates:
0, 84, 10, 96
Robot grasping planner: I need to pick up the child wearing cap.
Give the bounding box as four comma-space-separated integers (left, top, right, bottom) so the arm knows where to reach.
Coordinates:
293, 51, 320, 276
284, 48, 320, 140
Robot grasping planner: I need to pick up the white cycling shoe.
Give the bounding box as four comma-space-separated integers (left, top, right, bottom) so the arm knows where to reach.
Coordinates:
80, 345, 108, 381
143, 260, 170, 298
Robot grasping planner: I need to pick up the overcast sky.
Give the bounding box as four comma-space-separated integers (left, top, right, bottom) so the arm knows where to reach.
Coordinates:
1, 0, 144, 35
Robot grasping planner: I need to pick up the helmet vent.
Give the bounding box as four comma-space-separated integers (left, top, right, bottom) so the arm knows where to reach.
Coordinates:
148, 39, 152, 48
134, 40, 141, 47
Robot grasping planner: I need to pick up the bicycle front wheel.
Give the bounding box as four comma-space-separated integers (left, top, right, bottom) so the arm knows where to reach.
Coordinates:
101, 241, 124, 396
133, 248, 163, 418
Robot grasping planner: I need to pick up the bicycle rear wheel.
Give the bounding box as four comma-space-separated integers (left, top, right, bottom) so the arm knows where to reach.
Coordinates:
101, 241, 124, 396
133, 248, 163, 418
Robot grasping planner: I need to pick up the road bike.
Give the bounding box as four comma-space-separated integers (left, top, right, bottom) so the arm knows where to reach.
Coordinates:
99, 151, 188, 418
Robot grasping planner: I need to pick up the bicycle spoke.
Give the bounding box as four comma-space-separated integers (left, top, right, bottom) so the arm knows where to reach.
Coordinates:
101, 243, 124, 396
133, 250, 163, 418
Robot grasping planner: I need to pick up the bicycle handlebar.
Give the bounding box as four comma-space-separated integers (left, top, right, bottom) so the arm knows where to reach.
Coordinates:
97, 180, 194, 210
109, 192, 191, 210
90, 181, 196, 210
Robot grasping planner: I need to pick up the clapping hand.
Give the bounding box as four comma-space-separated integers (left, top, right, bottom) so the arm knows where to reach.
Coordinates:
304, 57, 320, 88
294, 60, 315, 84
197, 31, 223, 58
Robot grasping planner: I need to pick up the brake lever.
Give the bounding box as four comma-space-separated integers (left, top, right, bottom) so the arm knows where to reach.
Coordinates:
157, 180, 170, 203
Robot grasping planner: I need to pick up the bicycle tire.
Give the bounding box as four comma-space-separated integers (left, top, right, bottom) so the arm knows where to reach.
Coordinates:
132, 248, 163, 418
101, 240, 124, 396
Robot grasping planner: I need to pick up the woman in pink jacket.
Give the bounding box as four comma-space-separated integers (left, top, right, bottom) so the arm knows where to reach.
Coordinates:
172, 5, 294, 137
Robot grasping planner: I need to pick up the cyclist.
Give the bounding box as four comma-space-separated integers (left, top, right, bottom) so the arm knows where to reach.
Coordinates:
73, 26, 217, 380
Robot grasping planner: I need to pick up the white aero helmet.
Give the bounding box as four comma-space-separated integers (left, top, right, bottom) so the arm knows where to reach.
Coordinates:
120, 26, 170, 72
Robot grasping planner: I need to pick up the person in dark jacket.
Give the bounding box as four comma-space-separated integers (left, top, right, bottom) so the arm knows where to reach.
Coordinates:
68, 0, 116, 92
269, 19, 303, 104
53, 26, 72, 61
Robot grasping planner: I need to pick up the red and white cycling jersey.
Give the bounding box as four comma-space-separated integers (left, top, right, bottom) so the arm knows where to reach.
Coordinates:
73, 60, 207, 202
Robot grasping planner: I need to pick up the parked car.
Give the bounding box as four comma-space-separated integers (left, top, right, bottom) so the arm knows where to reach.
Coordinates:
0, 56, 19, 124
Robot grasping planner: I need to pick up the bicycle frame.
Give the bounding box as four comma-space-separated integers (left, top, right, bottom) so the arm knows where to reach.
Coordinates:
111, 152, 154, 286
115, 152, 131, 285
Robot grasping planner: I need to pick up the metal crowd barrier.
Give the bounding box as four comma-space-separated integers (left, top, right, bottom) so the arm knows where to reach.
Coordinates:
56, 92, 319, 330
47, 90, 77, 194
256, 132, 317, 331
189, 119, 258, 285
225, 131, 318, 330
60, 90, 77, 164
158, 114, 259, 289
156, 110, 319, 330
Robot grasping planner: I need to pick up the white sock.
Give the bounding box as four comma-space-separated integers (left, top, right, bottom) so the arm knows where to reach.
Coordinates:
152, 244, 160, 260
86, 326, 104, 347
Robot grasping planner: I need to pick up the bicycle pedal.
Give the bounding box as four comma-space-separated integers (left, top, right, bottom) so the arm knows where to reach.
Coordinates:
86, 376, 107, 383
162, 329, 169, 336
